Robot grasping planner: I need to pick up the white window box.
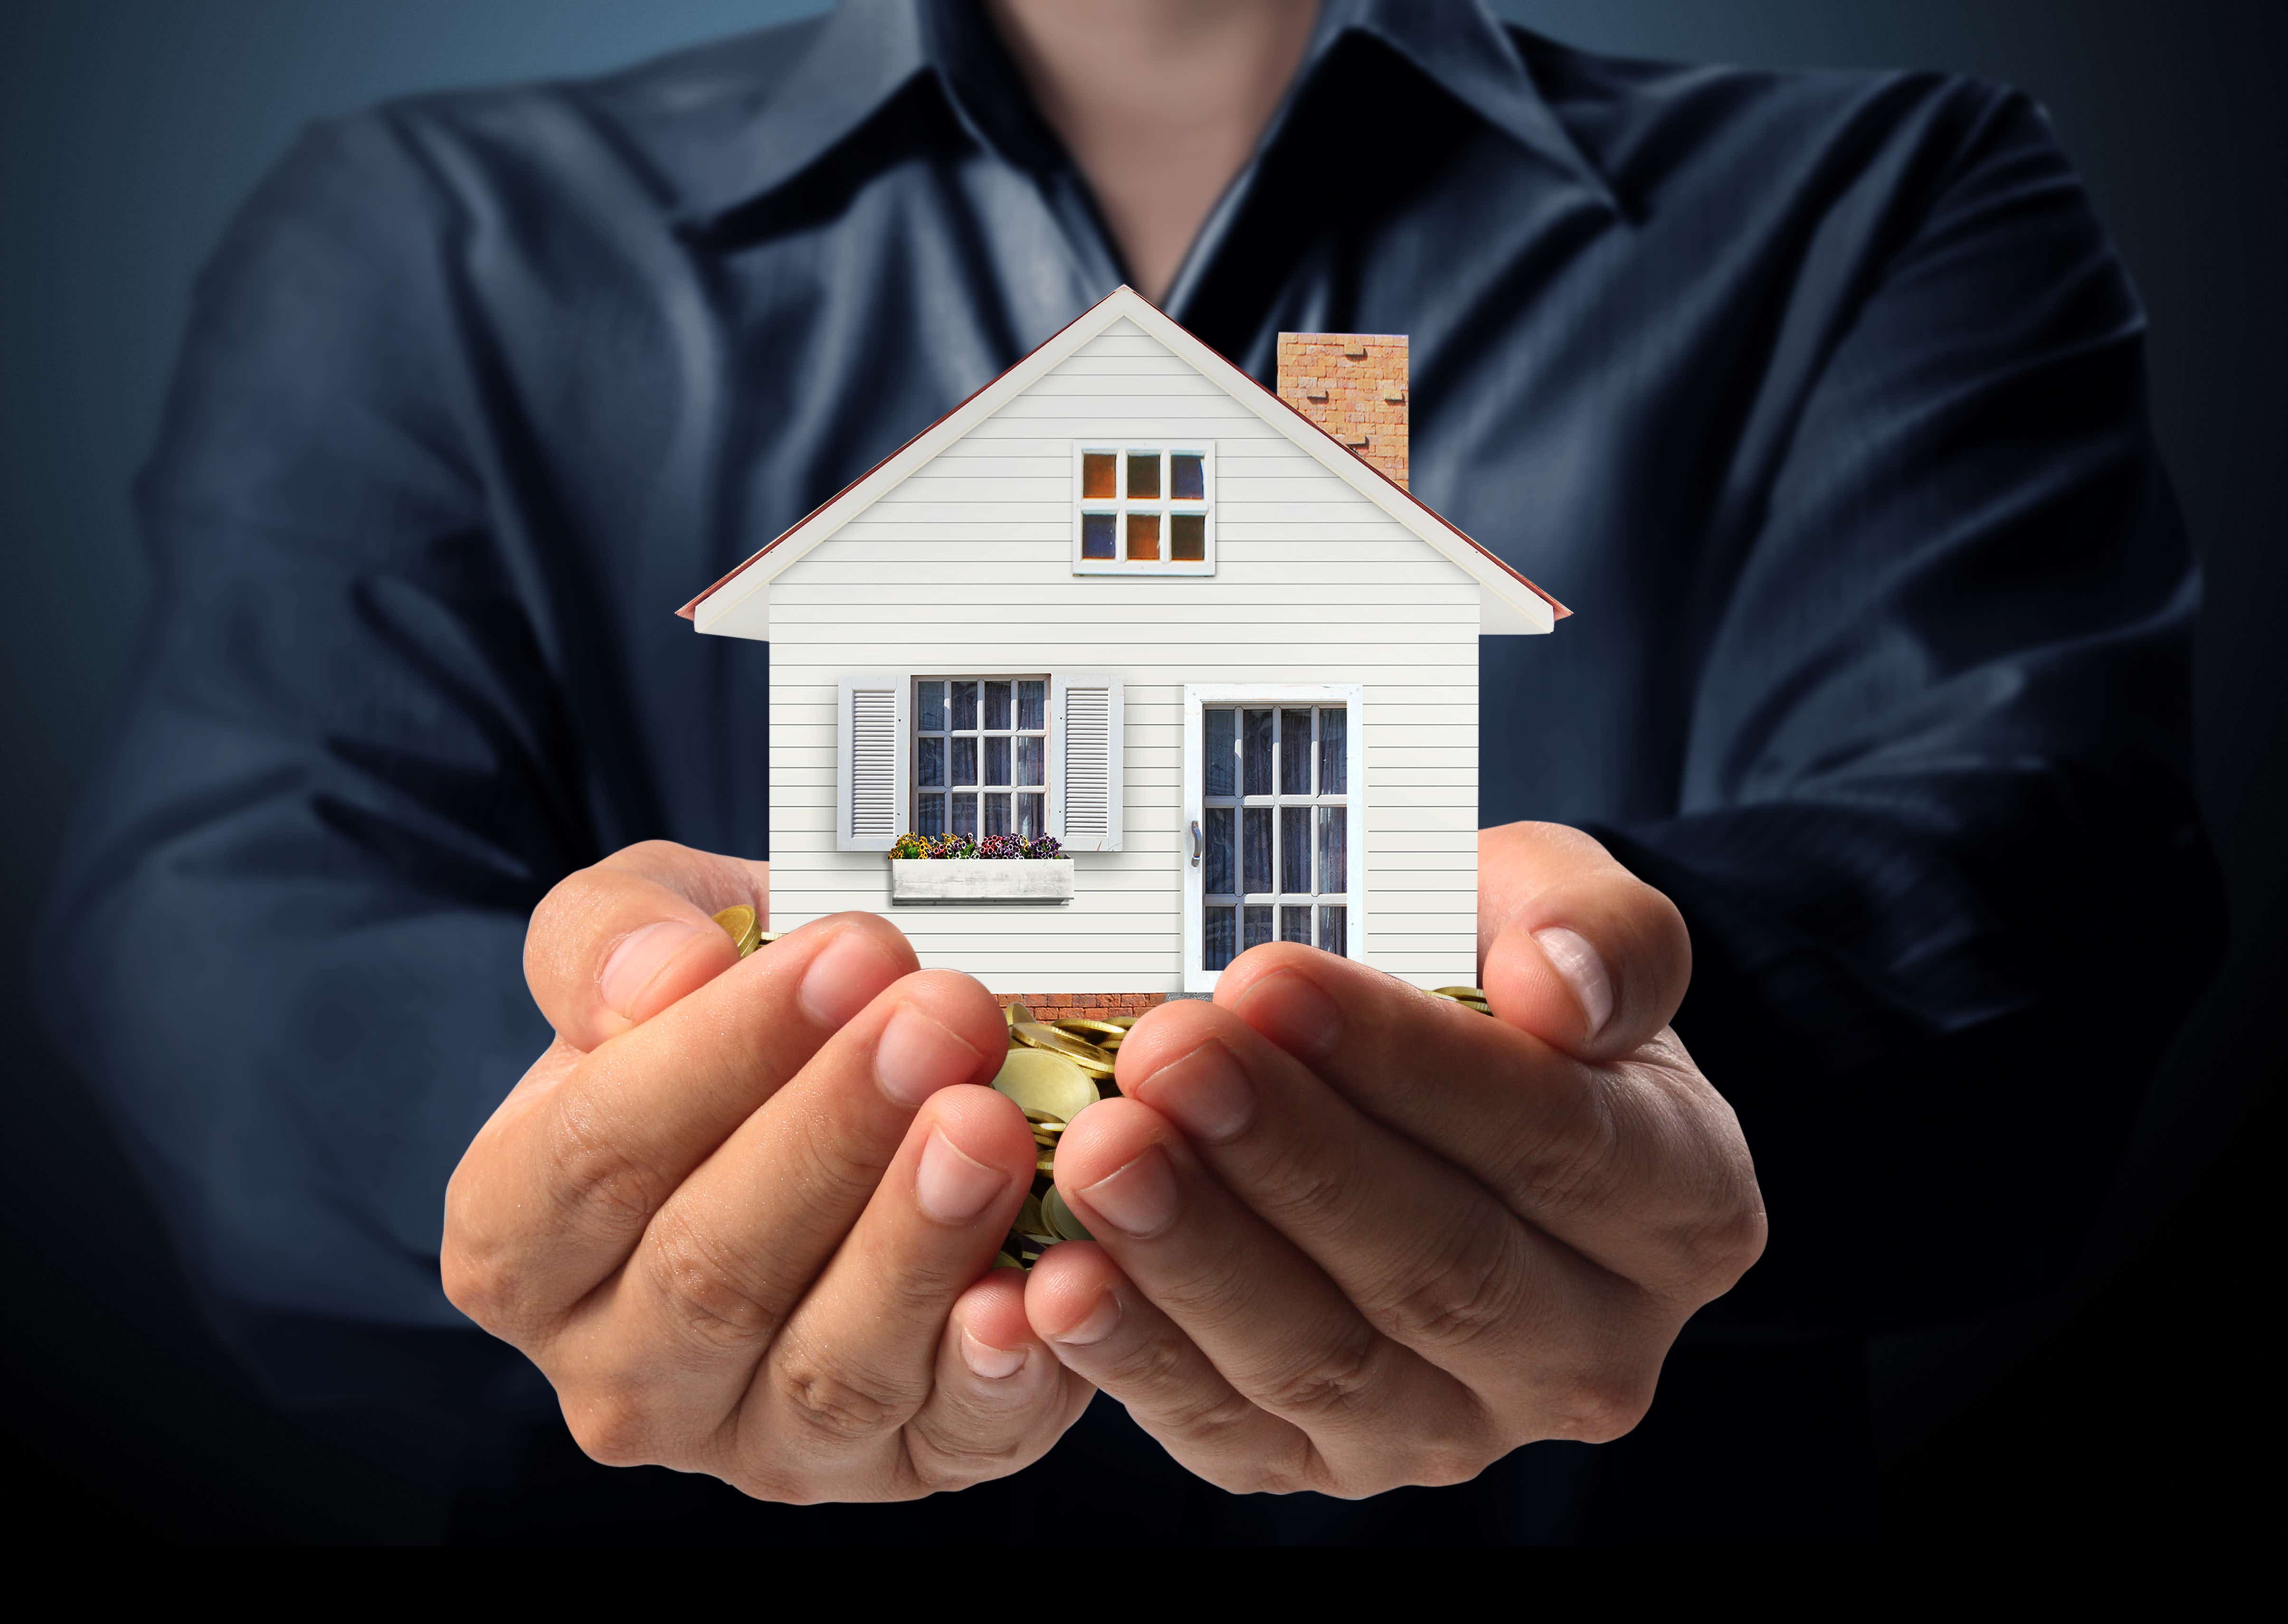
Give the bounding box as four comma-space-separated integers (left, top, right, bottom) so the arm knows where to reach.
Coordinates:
889, 859, 1073, 906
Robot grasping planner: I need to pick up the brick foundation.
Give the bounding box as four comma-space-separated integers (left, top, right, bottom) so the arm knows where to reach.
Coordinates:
1003, 992, 1168, 1023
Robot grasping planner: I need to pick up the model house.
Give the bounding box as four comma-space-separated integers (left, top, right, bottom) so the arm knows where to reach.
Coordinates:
680, 286, 1564, 1010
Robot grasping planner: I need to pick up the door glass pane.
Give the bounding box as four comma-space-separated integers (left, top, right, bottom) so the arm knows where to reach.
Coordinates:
1317, 805, 1348, 891
1205, 709, 1235, 797
1082, 452, 1117, 499
917, 736, 944, 788
918, 793, 945, 835
950, 737, 978, 785
1016, 735, 1044, 786
1171, 453, 1205, 500
1082, 513, 1116, 559
1281, 906, 1312, 944
1318, 905, 1347, 957
952, 794, 978, 837
1126, 452, 1159, 499
918, 681, 945, 731
951, 681, 978, 730
1205, 906, 1236, 973
1204, 807, 1234, 895
985, 794, 1010, 836
1017, 793, 1045, 837
1280, 709, 1312, 793
1170, 514, 1206, 560
1018, 680, 1045, 730
985, 736, 1010, 786
1243, 808, 1272, 894
984, 681, 1011, 730
1242, 709, 1272, 795
1126, 511, 1161, 560
1281, 807, 1312, 893
1244, 906, 1273, 950
1318, 707, 1347, 794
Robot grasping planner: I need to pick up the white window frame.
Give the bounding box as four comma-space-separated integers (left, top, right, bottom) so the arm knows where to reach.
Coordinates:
1181, 683, 1366, 993
1072, 443, 1215, 576
911, 675, 1053, 840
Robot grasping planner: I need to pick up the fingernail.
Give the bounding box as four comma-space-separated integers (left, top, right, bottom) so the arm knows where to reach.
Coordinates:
1233, 969, 1341, 1062
960, 1328, 1029, 1380
1055, 1288, 1122, 1348
1534, 926, 1614, 1039
1076, 1145, 1179, 1238
876, 1003, 985, 1108
798, 930, 901, 1030
598, 920, 705, 1019
1133, 1039, 1253, 1143
915, 1128, 1007, 1224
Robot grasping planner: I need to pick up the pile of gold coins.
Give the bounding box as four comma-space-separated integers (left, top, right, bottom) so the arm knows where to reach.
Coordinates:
711, 905, 1493, 1271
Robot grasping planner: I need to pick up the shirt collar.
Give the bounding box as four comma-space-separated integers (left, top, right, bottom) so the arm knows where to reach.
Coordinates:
674, 0, 1614, 229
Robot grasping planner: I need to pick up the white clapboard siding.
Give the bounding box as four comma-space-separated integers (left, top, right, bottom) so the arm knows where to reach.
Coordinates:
769, 317, 1481, 990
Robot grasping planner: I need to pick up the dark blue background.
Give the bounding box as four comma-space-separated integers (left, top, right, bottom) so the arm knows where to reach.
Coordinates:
4, 1, 2279, 1540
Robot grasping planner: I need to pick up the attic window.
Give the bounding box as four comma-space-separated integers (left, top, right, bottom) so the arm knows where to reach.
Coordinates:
1074, 444, 1214, 576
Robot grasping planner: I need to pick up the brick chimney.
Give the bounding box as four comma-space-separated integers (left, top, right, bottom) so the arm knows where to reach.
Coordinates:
1275, 331, 1409, 489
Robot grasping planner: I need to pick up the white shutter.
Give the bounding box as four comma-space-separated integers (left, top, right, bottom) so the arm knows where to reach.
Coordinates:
836, 675, 908, 851
1050, 672, 1123, 852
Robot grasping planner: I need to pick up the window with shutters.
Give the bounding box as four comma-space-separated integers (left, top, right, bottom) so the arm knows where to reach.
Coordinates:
1073, 444, 1214, 575
913, 677, 1048, 838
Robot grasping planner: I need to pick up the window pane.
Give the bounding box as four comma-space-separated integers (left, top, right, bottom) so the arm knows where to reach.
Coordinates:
1205, 708, 1235, 797
918, 681, 945, 732
952, 794, 978, 837
1242, 709, 1272, 795
1204, 906, 1236, 973
985, 736, 1010, 787
950, 736, 978, 786
917, 736, 944, 788
1170, 513, 1206, 561
1243, 808, 1272, 894
1204, 807, 1234, 895
1318, 707, 1347, 794
1281, 906, 1313, 944
1082, 512, 1117, 559
1281, 806, 1312, 893
1318, 904, 1347, 957
1171, 453, 1205, 500
1017, 793, 1045, 837
1126, 511, 1160, 560
984, 680, 1011, 730
1126, 452, 1159, 499
1018, 680, 1045, 730
1243, 906, 1273, 951
918, 792, 945, 835
1082, 452, 1117, 500
1317, 805, 1348, 892
951, 680, 978, 730
1016, 735, 1044, 786
985, 793, 1010, 836
1280, 709, 1312, 794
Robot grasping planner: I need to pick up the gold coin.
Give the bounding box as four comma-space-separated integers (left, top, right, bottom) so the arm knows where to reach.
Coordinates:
1012, 1021, 1117, 1076
1044, 1187, 1093, 1244
993, 1252, 1023, 1271
1054, 1019, 1129, 1042
1004, 1001, 1034, 1027
711, 904, 761, 957
992, 1048, 1099, 1124
1431, 986, 1487, 1001
1036, 1151, 1056, 1176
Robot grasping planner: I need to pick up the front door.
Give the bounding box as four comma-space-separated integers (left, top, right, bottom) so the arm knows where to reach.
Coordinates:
1183, 685, 1361, 991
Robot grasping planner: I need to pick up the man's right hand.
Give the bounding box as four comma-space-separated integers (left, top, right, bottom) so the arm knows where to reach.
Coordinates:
442, 841, 1092, 1501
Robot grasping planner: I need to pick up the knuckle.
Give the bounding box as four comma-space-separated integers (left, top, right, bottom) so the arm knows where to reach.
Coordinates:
1380, 1228, 1526, 1353
640, 1204, 787, 1356
769, 1340, 929, 1447
544, 1102, 661, 1237
1545, 1363, 1653, 1445
561, 1387, 659, 1469
901, 1415, 1036, 1494
1254, 1334, 1386, 1426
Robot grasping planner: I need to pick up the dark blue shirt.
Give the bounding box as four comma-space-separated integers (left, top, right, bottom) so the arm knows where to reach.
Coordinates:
40, 0, 2218, 1540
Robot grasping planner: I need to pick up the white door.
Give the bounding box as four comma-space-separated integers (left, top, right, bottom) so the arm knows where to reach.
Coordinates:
1182, 685, 1365, 992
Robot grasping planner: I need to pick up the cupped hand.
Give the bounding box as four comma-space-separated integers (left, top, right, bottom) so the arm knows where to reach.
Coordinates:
1022, 821, 1765, 1496
442, 841, 1093, 1501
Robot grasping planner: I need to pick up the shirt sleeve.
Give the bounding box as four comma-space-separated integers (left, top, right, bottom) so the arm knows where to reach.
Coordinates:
1599, 87, 2222, 1331
36, 112, 580, 1403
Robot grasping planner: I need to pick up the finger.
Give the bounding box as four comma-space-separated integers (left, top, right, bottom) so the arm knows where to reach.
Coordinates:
1474, 821, 1690, 1060
1024, 1242, 1320, 1496
1046, 1097, 1486, 1480
1115, 998, 1626, 1394
525, 839, 770, 1049
902, 1269, 1096, 1495
446, 911, 916, 1333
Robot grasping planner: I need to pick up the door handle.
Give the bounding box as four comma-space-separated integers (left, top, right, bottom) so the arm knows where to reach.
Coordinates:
1190, 820, 1202, 867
